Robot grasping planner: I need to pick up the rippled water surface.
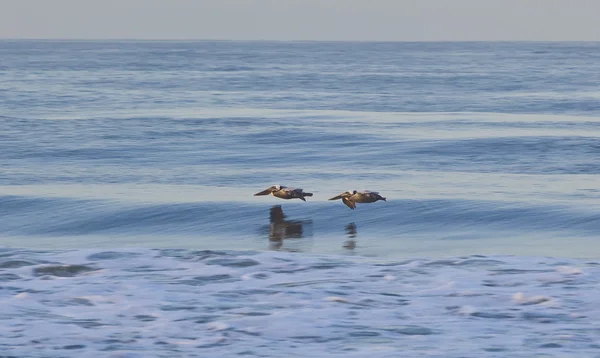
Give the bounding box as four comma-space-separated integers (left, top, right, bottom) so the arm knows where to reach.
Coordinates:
2, 249, 600, 357
1, 40, 600, 356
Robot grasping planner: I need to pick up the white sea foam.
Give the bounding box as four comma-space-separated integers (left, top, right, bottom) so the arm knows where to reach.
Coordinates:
1, 249, 599, 357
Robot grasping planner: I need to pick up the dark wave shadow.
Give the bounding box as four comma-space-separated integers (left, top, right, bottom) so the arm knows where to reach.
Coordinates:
260, 205, 312, 251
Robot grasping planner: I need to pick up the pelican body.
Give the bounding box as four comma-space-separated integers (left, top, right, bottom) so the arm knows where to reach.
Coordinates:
254, 185, 313, 202
328, 190, 386, 209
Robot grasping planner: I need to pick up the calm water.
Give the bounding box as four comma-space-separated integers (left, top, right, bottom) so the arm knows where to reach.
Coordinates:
1, 40, 600, 356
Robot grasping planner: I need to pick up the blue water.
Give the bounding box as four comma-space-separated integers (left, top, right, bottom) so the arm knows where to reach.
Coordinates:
1, 40, 600, 356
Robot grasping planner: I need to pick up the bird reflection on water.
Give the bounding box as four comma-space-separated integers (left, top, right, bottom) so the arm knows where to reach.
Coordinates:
343, 223, 357, 250
259, 207, 359, 252
262, 205, 312, 251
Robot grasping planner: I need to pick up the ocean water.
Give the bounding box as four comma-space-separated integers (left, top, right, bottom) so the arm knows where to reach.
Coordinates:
1, 40, 600, 356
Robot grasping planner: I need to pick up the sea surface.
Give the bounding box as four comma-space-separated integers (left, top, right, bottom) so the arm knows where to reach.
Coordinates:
1, 40, 600, 357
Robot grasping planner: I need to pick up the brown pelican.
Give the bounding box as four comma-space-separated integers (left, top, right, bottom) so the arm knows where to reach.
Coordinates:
328, 190, 386, 209
254, 185, 313, 202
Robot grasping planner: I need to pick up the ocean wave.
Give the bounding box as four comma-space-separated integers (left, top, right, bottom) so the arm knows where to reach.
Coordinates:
1, 195, 599, 258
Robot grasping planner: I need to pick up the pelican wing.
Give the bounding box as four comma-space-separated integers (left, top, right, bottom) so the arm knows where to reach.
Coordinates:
285, 188, 303, 201
329, 191, 351, 201
342, 197, 356, 210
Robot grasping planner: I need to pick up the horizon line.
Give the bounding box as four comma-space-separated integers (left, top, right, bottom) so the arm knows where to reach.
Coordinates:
1, 37, 600, 43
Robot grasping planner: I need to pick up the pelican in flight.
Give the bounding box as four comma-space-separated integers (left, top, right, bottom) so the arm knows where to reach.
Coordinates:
329, 190, 386, 209
254, 185, 314, 202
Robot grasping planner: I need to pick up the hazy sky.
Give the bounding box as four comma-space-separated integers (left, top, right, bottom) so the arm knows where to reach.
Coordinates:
1, 0, 599, 41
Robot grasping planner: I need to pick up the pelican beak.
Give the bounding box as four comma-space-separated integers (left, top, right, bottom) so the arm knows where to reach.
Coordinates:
328, 194, 344, 201
254, 188, 273, 196
382, 197, 387, 201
